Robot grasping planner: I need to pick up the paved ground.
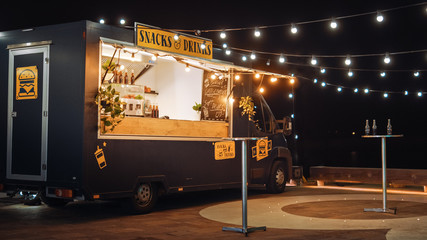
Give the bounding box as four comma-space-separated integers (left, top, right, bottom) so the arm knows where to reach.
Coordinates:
1, 185, 426, 239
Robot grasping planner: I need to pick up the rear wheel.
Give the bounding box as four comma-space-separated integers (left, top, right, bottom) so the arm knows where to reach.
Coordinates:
267, 160, 287, 193
128, 183, 158, 214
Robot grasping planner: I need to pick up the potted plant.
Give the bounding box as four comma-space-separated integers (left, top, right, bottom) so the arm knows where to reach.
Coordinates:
95, 84, 126, 133
239, 96, 255, 121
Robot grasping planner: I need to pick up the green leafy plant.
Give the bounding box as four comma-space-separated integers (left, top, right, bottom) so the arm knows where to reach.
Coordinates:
192, 102, 202, 112
239, 96, 255, 121
95, 84, 125, 133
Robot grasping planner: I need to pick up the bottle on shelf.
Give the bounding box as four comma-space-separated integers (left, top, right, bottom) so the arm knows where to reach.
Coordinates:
118, 71, 123, 84
112, 69, 118, 83
372, 119, 377, 135
130, 69, 135, 85
124, 69, 128, 84
387, 119, 392, 135
151, 105, 154, 118
364, 119, 370, 135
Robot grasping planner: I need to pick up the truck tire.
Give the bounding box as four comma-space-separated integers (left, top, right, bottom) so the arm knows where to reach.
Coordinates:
40, 194, 69, 207
267, 160, 287, 193
129, 183, 158, 214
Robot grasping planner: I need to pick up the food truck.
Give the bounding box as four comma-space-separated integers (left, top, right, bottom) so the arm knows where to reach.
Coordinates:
0, 21, 293, 212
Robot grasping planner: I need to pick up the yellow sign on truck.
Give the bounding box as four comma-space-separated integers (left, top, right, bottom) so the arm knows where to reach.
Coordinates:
135, 23, 212, 60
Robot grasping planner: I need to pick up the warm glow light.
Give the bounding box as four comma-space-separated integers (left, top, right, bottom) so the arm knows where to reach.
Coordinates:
120, 18, 126, 25
255, 73, 261, 79
254, 27, 261, 37
345, 55, 351, 65
235, 75, 240, 81
151, 54, 157, 61
185, 64, 190, 72
259, 87, 265, 93
290, 23, 298, 34
201, 41, 206, 50
210, 74, 216, 79
289, 78, 295, 84
250, 51, 256, 60
220, 31, 226, 39
279, 54, 286, 63
99, 19, 105, 24
229, 97, 235, 104
376, 11, 384, 22
384, 52, 391, 64
271, 77, 277, 82
311, 55, 318, 65
225, 49, 231, 55
330, 18, 338, 29
174, 34, 180, 41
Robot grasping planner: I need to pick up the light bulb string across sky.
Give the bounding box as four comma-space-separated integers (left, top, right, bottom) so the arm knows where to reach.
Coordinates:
171, 2, 426, 33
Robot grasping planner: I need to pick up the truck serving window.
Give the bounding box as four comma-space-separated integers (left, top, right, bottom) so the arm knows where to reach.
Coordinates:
98, 41, 230, 138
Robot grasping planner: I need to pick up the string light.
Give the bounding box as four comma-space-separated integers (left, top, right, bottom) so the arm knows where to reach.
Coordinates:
235, 75, 240, 81
290, 23, 298, 34
289, 93, 294, 98
311, 55, 318, 65
320, 68, 326, 74
220, 31, 226, 39
376, 11, 384, 22
120, 18, 126, 25
383, 92, 389, 98
271, 77, 278, 82
364, 88, 369, 94
330, 18, 338, 29
418, 92, 423, 97
222, 43, 228, 48
289, 78, 295, 84
321, 82, 326, 87
414, 71, 420, 77
254, 27, 261, 37
201, 41, 206, 50
313, 78, 318, 83
266, 59, 271, 65
337, 87, 343, 92
279, 54, 286, 63
259, 87, 265, 93
185, 64, 191, 72
255, 73, 261, 79
345, 55, 352, 65
380, 71, 386, 77
225, 49, 231, 55
354, 88, 359, 93
384, 52, 391, 64
347, 69, 354, 77
242, 55, 247, 61
404, 90, 409, 95
99, 19, 105, 24
250, 51, 256, 60
174, 34, 180, 41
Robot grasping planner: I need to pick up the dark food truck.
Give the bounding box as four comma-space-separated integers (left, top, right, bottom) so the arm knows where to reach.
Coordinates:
0, 21, 293, 213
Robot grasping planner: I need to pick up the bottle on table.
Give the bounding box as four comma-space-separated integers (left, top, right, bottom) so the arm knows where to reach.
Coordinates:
387, 119, 392, 135
372, 119, 377, 135
364, 119, 370, 135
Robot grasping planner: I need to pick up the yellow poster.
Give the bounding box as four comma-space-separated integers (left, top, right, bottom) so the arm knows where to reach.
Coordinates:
16, 66, 38, 100
252, 139, 272, 161
214, 141, 235, 160
136, 24, 212, 60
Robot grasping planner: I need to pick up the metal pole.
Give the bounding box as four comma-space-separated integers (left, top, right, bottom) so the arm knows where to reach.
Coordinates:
241, 140, 248, 233
381, 137, 387, 210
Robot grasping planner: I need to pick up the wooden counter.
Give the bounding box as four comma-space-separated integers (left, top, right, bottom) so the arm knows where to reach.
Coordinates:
105, 116, 229, 138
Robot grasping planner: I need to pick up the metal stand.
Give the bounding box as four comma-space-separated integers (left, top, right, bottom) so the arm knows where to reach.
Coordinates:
222, 137, 267, 236
362, 135, 403, 214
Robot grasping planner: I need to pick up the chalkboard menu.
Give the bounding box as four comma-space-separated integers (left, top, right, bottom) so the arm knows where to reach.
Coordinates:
201, 71, 228, 121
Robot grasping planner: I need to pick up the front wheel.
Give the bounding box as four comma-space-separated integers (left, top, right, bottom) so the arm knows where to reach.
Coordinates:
266, 160, 287, 193
128, 183, 158, 214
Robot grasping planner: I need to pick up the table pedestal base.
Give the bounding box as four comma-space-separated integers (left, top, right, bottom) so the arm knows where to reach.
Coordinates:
364, 207, 396, 214
222, 226, 266, 236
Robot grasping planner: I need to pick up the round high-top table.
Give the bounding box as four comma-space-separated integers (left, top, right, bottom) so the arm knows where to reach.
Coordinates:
362, 134, 403, 214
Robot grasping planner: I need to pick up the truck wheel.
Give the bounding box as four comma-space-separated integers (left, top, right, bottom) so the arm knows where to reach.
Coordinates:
40, 194, 69, 207
267, 161, 287, 193
129, 183, 158, 214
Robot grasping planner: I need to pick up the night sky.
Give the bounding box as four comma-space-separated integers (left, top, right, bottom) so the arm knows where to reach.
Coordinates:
2, 0, 426, 171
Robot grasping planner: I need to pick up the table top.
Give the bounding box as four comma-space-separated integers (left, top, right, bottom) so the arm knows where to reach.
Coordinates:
362, 134, 404, 138
222, 137, 267, 141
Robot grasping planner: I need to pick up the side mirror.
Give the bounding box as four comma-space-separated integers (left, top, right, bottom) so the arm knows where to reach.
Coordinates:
283, 116, 292, 136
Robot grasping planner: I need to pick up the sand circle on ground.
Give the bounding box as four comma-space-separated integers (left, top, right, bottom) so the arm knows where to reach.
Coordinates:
281, 200, 427, 219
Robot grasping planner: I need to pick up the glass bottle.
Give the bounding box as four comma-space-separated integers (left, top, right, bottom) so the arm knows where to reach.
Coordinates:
124, 69, 128, 85
387, 119, 392, 135
130, 69, 135, 85
364, 120, 370, 135
372, 119, 377, 135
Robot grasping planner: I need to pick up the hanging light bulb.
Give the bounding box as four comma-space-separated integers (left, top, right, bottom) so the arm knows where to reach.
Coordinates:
222, 43, 228, 49
235, 75, 240, 81
376, 11, 384, 22
255, 73, 261, 79
185, 64, 190, 72
418, 92, 423, 97
225, 49, 231, 55
279, 54, 286, 63
120, 18, 126, 25
404, 90, 409, 95
384, 52, 391, 64
344, 55, 352, 65
289, 78, 295, 85
321, 82, 326, 87
414, 71, 420, 77
220, 31, 226, 39
290, 23, 298, 34
174, 34, 180, 41
383, 92, 389, 98
151, 54, 157, 61
254, 27, 261, 37
289, 93, 293, 98
313, 78, 318, 83
380, 71, 386, 77
99, 18, 105, 24
259, 87, 265, 93
201, 41, 206, 50
311, 55, 318, 65
348, 69, 354, 77
354, 88, 359, 93
320, 68, 326, 74
337, 87, 342, 92
330, 18, 338, 29
271, 77, 278, 82
250, 51, 256, 60
242, 55, 247, 61
364, 88, 369, 94
266, 59, 271, 66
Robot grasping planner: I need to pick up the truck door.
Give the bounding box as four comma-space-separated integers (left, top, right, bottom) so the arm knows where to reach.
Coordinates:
7, 45, 50, 181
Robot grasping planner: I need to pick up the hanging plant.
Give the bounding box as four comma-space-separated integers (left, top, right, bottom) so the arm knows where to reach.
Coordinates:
95, 84, 125, 133
239, 96, 255, 121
